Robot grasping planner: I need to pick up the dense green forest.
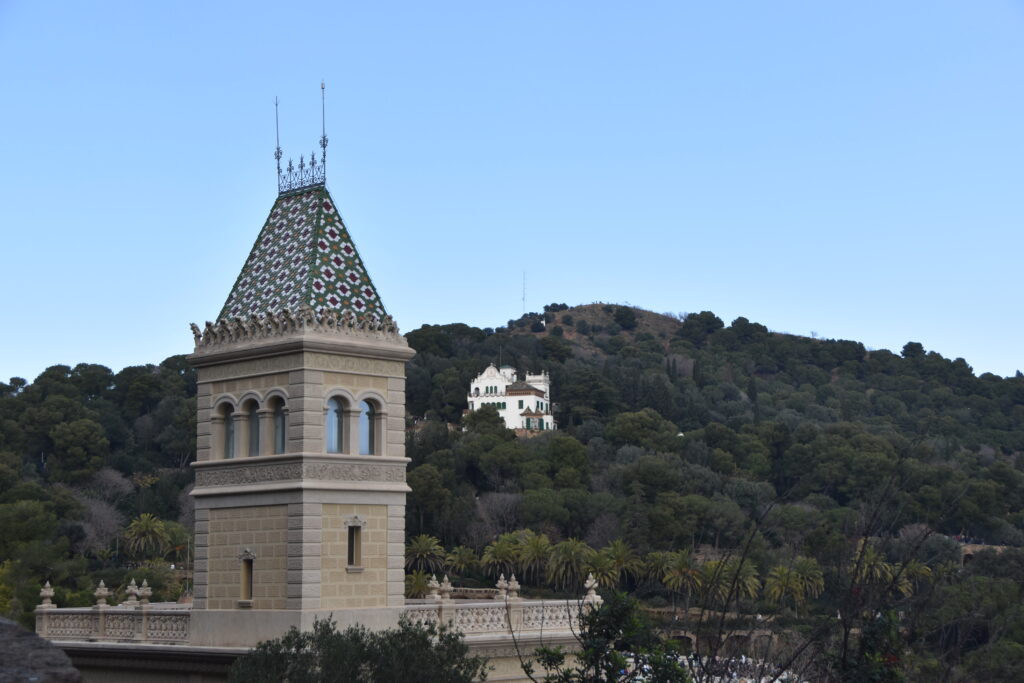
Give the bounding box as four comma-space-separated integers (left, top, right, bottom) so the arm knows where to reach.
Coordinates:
2, 303, 1023, 680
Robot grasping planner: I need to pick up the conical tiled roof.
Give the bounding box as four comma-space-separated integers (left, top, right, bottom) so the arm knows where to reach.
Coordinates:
219, 185, 387, 321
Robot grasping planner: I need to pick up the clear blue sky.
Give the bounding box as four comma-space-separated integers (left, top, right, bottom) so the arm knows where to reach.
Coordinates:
1, 1, 1021, 381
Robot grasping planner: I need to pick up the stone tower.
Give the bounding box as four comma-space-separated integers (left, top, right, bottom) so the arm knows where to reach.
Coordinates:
187, 174, 414, 644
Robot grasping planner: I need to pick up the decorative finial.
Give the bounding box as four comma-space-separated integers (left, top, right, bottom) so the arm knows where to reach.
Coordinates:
39, 581, 55, 608
439, 575, 453, 601
427, 574, 441, 601
274, 85, 329, 195
495, 573, 508, 600
94, 580, 111, 606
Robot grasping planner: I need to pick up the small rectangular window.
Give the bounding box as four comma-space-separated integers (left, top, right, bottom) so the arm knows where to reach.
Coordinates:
241, 558, 253, 601
347, 526, 362, 567
518, 400, 523, 409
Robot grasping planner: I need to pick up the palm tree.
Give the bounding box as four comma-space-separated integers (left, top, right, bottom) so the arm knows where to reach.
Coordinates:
547, 538, 595, 592
700, 558, 760, 607
444, 546, 478, 578
481, 533, 518, 578
405, 570, 432, 599
585, 551, 618, 588
602, 539, 642, 588
663, 549, 702, 613
405, 534, 445, 573
730, 558, 762, 602
124, 513, 170, 561
516, 530, 551, 586
793, 555, 825, 600
766, 555, 825, 616
893, 558, 932, 597
764, 565, 804, 614
643, 551, 673, 587
851, 540, 893, 586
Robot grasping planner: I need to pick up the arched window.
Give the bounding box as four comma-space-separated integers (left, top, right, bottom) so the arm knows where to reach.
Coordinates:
327, 397, 344, 453
246, 401, 260, 457
223, 405, 235, 459
273, 400, 287, 454
359, 400, 375, 455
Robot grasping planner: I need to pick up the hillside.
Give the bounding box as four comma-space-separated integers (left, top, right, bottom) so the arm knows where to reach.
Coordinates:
2, 303, 1024, 678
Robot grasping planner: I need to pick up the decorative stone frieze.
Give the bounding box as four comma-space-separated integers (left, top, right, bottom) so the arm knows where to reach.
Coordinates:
191, 306, 400, 351
194, 460, 407, 488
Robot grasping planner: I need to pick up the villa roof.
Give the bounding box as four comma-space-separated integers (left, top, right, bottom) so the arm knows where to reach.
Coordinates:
507, 381, 543, 395
219, 184, 386, 321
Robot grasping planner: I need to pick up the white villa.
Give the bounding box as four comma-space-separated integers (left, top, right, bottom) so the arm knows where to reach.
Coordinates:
467, 364, 557, 432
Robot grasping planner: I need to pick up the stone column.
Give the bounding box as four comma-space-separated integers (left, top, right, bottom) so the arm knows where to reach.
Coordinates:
257, 409, 273, 456
343, 408, 359, 455
387, 504, 406, 607
286, 502, 323, 610
193, 507, 210, 609
236, 413, 251, 460
210, 415, 225, 460
386, 376, 406, 459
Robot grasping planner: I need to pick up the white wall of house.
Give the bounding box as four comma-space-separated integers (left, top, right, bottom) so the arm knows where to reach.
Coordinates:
467, 364, 556, 431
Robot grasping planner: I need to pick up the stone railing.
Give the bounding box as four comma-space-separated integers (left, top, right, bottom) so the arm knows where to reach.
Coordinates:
403, 598, 582, 636
191, 305, 400, 350
450, 587, 499, 600
403, 572, 601, 636
36, 607, 190, 644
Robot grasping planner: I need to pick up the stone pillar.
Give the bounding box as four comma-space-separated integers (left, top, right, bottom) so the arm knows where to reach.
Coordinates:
193, 507, 210, 609
386, 376, 406, 459
387, 504, 405, 607
196, 384, 213, 462
373, 409, 387, 456
257, 409, 273, 456
286, 502, 323, 610
343, 409, 359, 455
288, 368, 324, 455
210, 415, 225, 460
236, 413, 251, 460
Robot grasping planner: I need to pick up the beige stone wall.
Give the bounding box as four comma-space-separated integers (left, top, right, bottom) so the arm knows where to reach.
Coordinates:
206, 505, 288, 610
209, 372, 290, 398
320, 503, 388, 609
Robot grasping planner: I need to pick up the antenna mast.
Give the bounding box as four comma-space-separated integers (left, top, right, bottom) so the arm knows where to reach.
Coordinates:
274, 97, 282, 184
320, 80, 328, 173
522, 271, 526, 315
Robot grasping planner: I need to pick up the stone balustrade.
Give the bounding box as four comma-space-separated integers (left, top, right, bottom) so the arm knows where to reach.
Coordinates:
403, 598, 582, 635
36, 605, 190, 644
37, 574, 601, 646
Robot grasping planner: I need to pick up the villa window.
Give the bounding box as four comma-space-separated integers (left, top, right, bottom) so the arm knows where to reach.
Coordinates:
326, 397, 345, 453
518, 400, 523, 409
241, 558, 253, 600
345, 516, 366, 571
239, 548, 256, 607
347, 526, 361, 566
